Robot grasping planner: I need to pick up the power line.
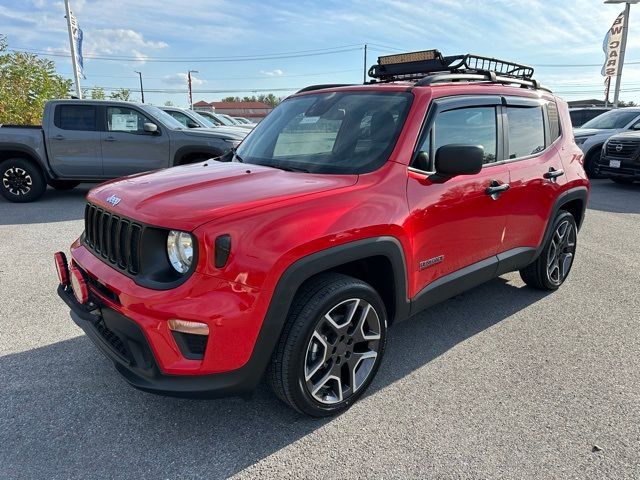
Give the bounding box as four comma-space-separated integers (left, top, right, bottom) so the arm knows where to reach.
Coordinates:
8, 45, 363, 63
58, 68, 361, 81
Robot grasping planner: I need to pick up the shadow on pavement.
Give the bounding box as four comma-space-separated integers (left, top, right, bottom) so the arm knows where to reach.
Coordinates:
0, 277, 550, 479
0, 185, 92, 225
588, 179, 640, 214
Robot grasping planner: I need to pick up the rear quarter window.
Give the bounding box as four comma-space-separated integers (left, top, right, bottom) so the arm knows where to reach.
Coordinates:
506, 106, 545, 159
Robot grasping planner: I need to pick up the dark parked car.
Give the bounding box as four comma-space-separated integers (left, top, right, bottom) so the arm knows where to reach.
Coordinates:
569, 107, 610, 128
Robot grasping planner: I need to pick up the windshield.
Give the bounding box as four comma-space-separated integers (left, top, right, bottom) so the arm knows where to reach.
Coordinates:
143, 105, 186, 129
236, 91, 412, 174
214, 114, 235, 126
581, 109, 640, 129
190, 111, 216, 128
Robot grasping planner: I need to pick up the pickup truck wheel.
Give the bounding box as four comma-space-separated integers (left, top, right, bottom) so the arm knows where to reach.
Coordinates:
519, 211, 577, 291
0, 158, 46, 203
48, 180, 81, 191
268, 273, 387, 417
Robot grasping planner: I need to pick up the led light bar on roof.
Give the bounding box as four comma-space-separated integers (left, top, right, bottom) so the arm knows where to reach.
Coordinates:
378, 49, 441, 66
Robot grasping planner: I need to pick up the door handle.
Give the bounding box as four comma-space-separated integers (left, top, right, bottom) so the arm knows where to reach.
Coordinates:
485, 180, 510, 199
104, 136, 116, 142
52, 135, 64, 140
543, 167, 564, 180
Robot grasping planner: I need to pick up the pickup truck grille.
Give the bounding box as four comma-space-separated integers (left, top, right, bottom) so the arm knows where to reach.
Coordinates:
83, 203, 142, 275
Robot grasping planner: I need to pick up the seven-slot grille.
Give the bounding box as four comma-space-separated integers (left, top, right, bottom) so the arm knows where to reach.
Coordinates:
83, 203, 142, 275
606, 139, 640, 159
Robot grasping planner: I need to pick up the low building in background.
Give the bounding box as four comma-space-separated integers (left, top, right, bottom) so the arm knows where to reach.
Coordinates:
193, 101, 272, 122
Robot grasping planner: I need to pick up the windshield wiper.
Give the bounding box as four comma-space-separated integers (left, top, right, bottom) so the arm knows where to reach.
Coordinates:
268, 163, 310, 173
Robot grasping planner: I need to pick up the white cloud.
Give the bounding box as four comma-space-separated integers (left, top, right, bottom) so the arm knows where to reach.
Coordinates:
260, 69, 284, 77
162, 73, 206, 86
84, 29, 167, 56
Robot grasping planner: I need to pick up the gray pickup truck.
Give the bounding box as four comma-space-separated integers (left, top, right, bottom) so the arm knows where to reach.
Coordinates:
0, 99, 247, 202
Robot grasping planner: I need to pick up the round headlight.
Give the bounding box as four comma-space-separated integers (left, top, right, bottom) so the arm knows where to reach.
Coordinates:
167, 230, 193, 274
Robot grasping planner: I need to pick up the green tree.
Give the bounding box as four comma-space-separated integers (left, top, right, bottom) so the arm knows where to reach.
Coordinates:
90, 87, 106, 100
619, 100, 638, 107
0, 35, 72, 125
109, 88, 132, 101
260, 93, 280, 107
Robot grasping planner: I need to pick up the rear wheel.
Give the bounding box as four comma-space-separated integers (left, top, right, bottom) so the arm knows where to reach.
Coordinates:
268, 273, 387, 417
48, 180, 81, 190
0, 158, 46, 203
520, 210, 577, 290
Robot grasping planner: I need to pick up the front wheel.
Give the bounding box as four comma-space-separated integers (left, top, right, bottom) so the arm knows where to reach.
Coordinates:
268, 273, 387, 417
520, 210, 578, 290
0, 158, 47, 203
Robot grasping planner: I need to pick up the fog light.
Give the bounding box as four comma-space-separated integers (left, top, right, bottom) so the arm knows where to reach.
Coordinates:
168, 319, 209, 336
54, 252, 69, 286
69, 265, 89, 304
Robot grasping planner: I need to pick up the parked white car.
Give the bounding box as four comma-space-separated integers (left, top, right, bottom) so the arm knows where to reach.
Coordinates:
573, 107, 640, 177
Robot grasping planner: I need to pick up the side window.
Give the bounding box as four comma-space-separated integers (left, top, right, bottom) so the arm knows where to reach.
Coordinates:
506, 107, 545, 159
547, 102, 561, 143
106, 107, 151, 134
55, 105, 97, 131
431, 107, 498, 167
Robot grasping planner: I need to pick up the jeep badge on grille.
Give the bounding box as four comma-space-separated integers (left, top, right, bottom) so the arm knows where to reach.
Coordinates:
106, 195, 121, 206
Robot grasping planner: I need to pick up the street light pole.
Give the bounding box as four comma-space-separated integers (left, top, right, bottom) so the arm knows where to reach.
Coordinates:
64, 0, 82, 98
135, 71, 144, 103
188, 70, 199, 109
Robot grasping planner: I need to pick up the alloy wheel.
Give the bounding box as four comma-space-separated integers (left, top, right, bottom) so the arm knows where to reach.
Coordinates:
304, 298, 381, 405
546, 219, 576, 285
2, 167, 33, 196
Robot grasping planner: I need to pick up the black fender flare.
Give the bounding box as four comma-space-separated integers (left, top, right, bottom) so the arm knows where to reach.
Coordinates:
235, 236, 410, 392
172, 145, 226, 166
0, 142, 50, 179
534, 186, 589, 261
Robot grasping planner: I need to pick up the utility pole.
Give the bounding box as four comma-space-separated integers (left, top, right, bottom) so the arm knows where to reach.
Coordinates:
135, 71, 145, 103
188, 70, 198, 109
64, 0, 82, 98
605, 0, 638, 107
363, 44, 368, 84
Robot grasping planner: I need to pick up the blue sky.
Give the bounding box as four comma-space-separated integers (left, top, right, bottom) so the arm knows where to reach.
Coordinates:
3, 0, 640, 106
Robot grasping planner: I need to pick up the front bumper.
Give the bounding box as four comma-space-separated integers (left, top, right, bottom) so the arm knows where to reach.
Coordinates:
58, 284, 267, 398
596, 157, 640, 180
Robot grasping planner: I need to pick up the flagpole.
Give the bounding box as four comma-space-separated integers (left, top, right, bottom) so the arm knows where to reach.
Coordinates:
613, 1, 631, 107
64, 0, 82, 99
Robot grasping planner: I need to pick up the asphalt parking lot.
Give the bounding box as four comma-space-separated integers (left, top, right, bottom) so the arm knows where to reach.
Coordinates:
0, 180, 638, 479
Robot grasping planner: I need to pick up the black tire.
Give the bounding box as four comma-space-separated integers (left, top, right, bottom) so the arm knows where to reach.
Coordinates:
520, 210, 578, 291
48, 180, 81, 191
0, 157, 47, 203
612, 178, 635, 185
268, 273, 387, 417
584, 148, 604, 179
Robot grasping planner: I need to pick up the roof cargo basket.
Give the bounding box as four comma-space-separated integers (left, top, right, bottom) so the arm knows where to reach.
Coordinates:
368, 49, 548, 92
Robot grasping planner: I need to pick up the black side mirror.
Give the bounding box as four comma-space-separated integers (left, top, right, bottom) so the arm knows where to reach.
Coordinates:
631, 122, 640, 130
435, 145, 484, 176
186, 120, 200, 128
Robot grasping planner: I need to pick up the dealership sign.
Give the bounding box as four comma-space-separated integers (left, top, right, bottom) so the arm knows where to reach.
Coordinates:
602, 10, 626, 77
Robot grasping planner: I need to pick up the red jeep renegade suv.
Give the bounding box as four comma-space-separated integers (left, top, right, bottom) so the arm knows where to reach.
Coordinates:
56, 51, 589, 416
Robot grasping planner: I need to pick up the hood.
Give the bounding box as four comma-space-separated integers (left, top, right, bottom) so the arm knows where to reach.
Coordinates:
606, 130, 640, 140
88, 162, 357, 230
182, 127, 247, 141
573, 128, 617, 137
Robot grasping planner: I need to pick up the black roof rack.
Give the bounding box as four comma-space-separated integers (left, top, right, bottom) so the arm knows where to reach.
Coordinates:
368, 49, 550, 92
